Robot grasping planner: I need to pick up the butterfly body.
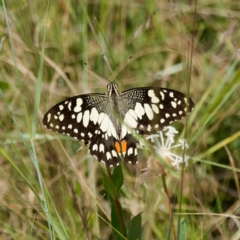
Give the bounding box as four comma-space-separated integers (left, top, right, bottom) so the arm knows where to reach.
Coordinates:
43, 82, 194, 168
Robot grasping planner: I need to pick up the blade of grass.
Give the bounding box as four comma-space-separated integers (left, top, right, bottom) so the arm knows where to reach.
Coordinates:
31, 1, 49, 138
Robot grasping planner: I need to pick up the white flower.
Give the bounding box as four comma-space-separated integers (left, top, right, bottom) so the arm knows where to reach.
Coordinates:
146, 127, 189, 171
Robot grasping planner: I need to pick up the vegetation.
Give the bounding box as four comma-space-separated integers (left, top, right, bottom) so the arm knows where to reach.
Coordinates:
0, 1, 239, 239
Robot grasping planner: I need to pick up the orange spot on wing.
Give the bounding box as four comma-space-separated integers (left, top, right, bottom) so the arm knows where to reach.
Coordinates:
121, 140, 127, 153
115, 140, 127, 154
115, 142, 121, 153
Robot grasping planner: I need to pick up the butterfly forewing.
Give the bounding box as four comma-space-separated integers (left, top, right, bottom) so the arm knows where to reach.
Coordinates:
43, 93, 108, 142
120, 87, 194, 134
43, 83, 194, 168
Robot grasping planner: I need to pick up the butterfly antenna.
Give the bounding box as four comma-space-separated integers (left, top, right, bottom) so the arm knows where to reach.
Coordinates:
112, 56, 132, 83
102, 53, 113, 73
84, 63, 111, 84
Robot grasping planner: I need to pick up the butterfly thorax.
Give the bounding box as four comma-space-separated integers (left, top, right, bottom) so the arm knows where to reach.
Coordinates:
106, 83, 125, 138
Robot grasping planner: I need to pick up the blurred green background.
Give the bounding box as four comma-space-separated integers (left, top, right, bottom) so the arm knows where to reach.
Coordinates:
0, 1, 240, 239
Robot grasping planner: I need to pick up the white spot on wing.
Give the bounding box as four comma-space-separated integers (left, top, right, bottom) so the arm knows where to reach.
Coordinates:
106, 122, 112, 137
83, 110, 90, 127
93, 144, 98, 151
47, 113, 51, 122
171, 101, 177, 108
59, 105, 64, 111
169, 92, 174, 98
121, 125, 128, 139
98, 112, 105, 125
160, 91, 165, 100
74, 129, 78, 133
135, 102, 145, 120
127, 147, 133, 155
144, 103, 154, 120
74, 98, 83, 112
151, 104, 159, 114
90, 107, 99, 125
100, 115, 110, 132
129, 109, 138, 120
106, 152, 111, 160
88, 132, 93, 138
112, 150, 118, 157
68, 102, 72, 111
59, 114, 64, 121
109, 121, 118, 140
100, 144, 104, 152
148, 90, 159, 103
105, 133, 108, 140
77, 112, 82, 123
124, 112, 138, 128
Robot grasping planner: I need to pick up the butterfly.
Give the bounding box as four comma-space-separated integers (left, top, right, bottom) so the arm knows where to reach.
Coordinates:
43, 82, 194, 168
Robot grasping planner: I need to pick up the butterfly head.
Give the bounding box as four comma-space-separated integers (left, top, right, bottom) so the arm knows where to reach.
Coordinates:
107, 82, 119, 97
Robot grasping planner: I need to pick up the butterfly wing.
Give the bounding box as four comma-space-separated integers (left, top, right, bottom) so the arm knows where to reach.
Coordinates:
43, 93, 107, 142
43, 93, 122, 167
120, 87, 194, 135
117, 87, 194, 166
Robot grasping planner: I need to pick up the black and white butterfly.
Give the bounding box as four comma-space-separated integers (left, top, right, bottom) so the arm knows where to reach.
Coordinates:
43, 82, 194, 168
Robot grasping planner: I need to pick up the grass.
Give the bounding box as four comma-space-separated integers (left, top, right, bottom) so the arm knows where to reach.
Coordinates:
1, 0, 240, 239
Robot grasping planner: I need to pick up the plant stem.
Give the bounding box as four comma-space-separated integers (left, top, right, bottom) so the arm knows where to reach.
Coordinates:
106, 167, 127, 238
162, 174, 176, 240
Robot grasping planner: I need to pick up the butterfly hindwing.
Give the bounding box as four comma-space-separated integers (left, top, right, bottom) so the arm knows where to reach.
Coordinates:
122, 134, 138, 165
89, 136, 121, 168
